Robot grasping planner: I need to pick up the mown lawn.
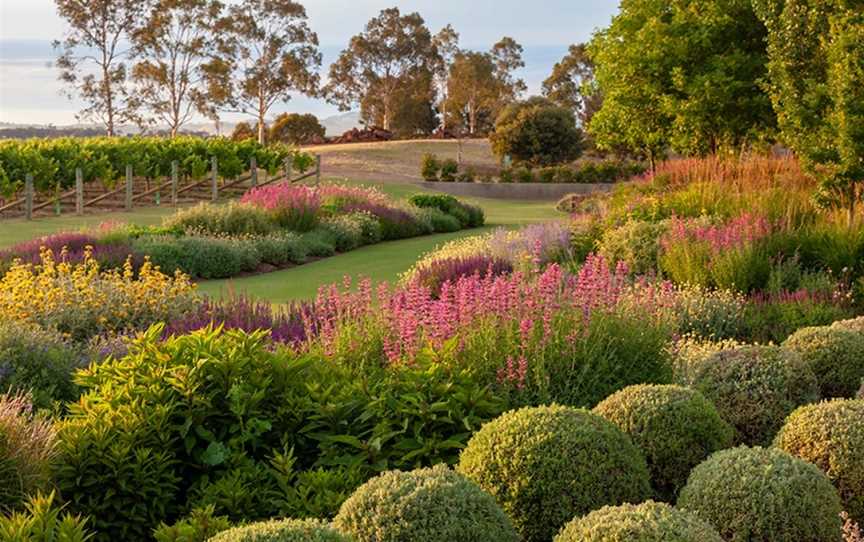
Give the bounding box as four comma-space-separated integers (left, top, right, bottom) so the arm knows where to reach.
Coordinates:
198, 179, 559, 301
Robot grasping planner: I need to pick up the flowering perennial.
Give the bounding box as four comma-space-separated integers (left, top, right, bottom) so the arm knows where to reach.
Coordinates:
0, 248, 198, 341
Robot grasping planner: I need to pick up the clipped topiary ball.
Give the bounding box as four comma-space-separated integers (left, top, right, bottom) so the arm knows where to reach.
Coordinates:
783, 326, 864, 398
677, 446, 842, 542
333, 464, 517, 542
774, 399, 864, 524
554, 500, 724, 542
207, 518, 349, 542
593, 384, 734, 500
457, 405, 651, 542
688, 345, 819, 445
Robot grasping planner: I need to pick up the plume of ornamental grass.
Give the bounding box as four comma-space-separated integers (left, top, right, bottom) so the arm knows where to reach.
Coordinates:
0, 393, 58, 511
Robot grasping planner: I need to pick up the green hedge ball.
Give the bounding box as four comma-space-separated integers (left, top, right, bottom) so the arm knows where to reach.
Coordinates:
593, 384, 734, 500
207, 518, 350, 542
677, 446, 842, 542
457, 404, 651, 542
783, 325, 864, 398
774, 399, 864, 524
554, 500, 724, 542
333, 464, 518, 542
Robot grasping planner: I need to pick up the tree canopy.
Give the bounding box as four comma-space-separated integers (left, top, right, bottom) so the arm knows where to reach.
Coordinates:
755, 0, 864, 224
218, 0, 321, 144
324, 7, 438, 133
588, 0, 774, 162
542, 44, 602, 127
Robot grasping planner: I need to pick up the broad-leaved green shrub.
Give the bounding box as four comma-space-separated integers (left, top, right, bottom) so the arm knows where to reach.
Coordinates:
0, 491, 93, 542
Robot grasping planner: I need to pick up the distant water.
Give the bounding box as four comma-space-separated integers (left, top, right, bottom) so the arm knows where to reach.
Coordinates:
0, 39, 568, 126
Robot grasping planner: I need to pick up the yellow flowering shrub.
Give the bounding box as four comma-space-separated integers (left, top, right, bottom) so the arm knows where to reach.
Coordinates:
0, 248, 198, 341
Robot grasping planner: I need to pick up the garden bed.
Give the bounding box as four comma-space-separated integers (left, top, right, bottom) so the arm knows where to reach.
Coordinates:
1, 155, 864, 542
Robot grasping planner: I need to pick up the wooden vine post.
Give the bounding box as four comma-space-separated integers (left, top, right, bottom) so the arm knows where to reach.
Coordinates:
125, 165, 133, 211
211, 156, 219, 202
24, 174, 33, 220
171, 161, 179, 206
75, 168, 84, 215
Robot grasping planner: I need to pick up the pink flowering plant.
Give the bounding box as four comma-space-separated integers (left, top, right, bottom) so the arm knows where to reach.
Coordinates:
241, 184, 322, 231
659, 213, 774, 292
302, 254, 673, 407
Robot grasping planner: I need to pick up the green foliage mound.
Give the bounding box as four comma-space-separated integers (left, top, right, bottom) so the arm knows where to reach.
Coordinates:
163, 202, 276, 236
783, 326, 864, 398
334, 464, 516, 542
457, 405, 651, 542
677, 446, 842, 542
554, 500, 723, 542
593, 384, 734, 500
687, 345, 819, 445
491, 97, 584, 166
597, 219, 666, 275
0, 320, 83, 410
774, 399, 864, 524
208, 519, 348, 542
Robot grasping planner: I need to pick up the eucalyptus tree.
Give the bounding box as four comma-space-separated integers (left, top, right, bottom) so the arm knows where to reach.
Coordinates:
324, 7, 439, 132
219, 0, 321, 144
54, 0, 153, 135
130, 0, 226, 136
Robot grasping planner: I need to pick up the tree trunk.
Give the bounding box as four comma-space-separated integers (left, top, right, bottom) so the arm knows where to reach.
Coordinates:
468, 102, 476, 136
257, 113, 266, 145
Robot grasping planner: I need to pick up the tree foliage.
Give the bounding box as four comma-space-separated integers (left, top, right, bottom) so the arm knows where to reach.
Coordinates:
324, 8, 438, 133
490, 97, 584, 166
218, 0, 321, 144
446, 38, 526, 136
269, 113, 325, 145
755, 0, 864, 225
54, 0, 153, 135
542, 43, 602, 127
588, 0, 774, 163
130, 0, 225, 136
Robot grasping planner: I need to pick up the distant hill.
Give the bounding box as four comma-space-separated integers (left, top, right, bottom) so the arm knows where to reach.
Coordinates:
0, 111, 363, 139
320, 111, 362, 136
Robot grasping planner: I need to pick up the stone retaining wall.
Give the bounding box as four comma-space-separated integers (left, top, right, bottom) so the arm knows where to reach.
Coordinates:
416, 181, 615, 201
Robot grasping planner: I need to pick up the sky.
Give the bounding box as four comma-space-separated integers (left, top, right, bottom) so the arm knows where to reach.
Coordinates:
0, 0, 619, 127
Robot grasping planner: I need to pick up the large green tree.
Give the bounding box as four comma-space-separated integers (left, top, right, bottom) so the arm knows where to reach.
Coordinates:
218, 0, 321, 144
755, 0, 864, 225
324, 8, 438, 132
588, 0, 774, 162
